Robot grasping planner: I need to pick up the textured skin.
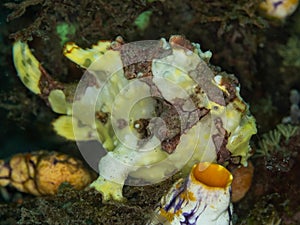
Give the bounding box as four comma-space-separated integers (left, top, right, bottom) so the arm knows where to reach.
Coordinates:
12, 35, 257, 201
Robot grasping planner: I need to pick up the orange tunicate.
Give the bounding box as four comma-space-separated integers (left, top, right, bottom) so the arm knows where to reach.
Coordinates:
231, 161, 254, 202
192, 162, 233, 188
